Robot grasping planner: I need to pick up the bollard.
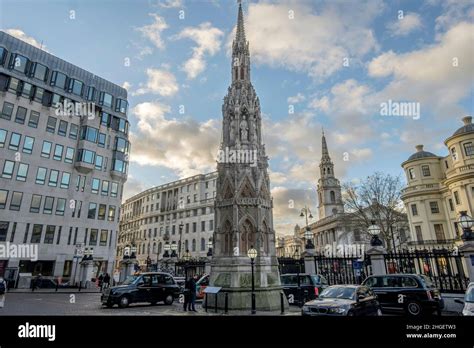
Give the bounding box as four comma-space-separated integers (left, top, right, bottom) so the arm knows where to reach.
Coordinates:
224, 292, 228, 314
78, 281, 82, 292
215, 293, 218, 313
205, 294, 208, 313
280, 292, 285, 315
55, 280, 59, 292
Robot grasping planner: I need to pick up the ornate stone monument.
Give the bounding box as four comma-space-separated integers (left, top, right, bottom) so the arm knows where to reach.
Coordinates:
208, 2, 287, 311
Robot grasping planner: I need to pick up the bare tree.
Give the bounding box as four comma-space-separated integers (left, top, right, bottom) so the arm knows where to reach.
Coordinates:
342, 172, 406, 251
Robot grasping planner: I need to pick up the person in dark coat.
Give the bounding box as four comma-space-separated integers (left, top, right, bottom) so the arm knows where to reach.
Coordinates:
103, 273, 111, 289
183, 277, 191, 311
188, 275, 198, 312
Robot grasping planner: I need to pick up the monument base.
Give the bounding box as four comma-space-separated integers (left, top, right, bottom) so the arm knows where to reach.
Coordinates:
204, 286, 288, 312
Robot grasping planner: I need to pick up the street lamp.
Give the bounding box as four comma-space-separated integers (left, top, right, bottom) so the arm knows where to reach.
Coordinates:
368, 220, 383, 247
459, 211, 474, 241
182, 249, 191, 278
207, 239, 213, 257
247, 246, 258, 315
170, 243, 178, 258
163, 242, 170, 258
300, 206, 314, 249
130, 245, 137, 259
293, 247, 302, 307
123, 246, 130, 260
178, 222, 184, 258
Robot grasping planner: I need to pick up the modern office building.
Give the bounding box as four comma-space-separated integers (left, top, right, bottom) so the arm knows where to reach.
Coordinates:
0, 31, 130, 284
117, 172, 217, 269
401, 116, 474, 248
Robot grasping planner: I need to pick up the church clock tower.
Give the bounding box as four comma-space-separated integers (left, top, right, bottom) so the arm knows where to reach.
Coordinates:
209, 2, 286, 311
317, 132, 344, 219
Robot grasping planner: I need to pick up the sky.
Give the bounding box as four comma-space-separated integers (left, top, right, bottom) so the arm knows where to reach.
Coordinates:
1, 0, 473, 235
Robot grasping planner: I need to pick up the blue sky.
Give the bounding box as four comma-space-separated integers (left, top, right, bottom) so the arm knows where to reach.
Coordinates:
1, 0, 473, 234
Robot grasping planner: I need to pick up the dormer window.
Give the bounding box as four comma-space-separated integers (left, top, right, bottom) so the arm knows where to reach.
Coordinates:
408, 168, 416, 180
463, 142, 473, 156
421, 165, 431, 177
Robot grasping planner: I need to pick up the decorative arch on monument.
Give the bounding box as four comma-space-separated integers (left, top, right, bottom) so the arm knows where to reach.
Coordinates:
239, 218, 256, 254
238, 176, 255, 198
222, 220, 233, 256
222, 178, 234, 199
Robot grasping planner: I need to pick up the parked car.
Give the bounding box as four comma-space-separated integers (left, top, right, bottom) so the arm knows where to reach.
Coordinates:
101, 272, 180, 308
454, 282, 474, 316
196, 274, 210, 299
281, 274, 328, 305
302, 285, 382, 316
30, 278, 57, 289
362, 274, 444, 316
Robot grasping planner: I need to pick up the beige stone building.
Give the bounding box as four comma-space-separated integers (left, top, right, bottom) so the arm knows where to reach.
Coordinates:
276, 225, 304, 258
401, 116, 474, 247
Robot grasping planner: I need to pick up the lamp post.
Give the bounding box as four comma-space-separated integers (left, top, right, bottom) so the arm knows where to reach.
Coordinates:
178, 222, 184, 258
247, 246, 258, 315
293, 247, 302, 307
300, 206, 314, 249
207, 239, 213, 257
368, 220, 383, 247
459, 211, 474, 241
170, 243, 178, 258
182, 249, 191, 278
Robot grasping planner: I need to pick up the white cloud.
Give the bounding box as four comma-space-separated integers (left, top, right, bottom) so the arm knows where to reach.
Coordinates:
287, 93, 305, 104
130, 102, 220, 178
158, 0, 183, 8
368, 21, 474, 119
231, 1, 381, 80
173, 22, 224, 79
308, 96, 330, 112
122, 81, 132, 91
122, 175, 149, 201
136, 13, 168, 50
387, 13, 422, 36
133, 68, 179, 97
2, 29, 49, 52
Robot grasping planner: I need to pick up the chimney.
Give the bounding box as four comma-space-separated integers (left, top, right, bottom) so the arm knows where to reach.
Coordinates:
415, 145, 424, 152
462, 116, 472, 125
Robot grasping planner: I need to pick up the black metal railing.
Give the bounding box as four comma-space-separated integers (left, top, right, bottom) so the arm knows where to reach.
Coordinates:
383, 248, 470, 293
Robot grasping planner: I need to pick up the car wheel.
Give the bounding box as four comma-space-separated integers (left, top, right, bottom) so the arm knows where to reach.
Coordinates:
119, 295, 130, 308
164, 294, 174, 305
376, 308, 383, 316
406, 302, 422, 316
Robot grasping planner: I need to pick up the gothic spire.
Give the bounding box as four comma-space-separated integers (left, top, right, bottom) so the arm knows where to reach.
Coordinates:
235, 2, 246, 44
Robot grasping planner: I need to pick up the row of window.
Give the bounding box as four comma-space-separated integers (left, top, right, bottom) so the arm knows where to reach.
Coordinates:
407, 142, 474, 180
0, 82, 129, 137
410, 190, 466, 217
0, 47, 128, 113
0, 221, 114, 247
120, 220, 214, 244
0, 190, 66, 215
119, 237, 210, 256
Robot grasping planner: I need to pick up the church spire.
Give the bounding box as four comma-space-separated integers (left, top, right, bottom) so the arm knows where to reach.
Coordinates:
235, 2, 246, 44
321, 130, 332, 164
232, 1, 250, 83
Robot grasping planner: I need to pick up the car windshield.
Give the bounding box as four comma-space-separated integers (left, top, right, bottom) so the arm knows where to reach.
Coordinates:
319, 287, 355, 300
121, 275, 139, 285
420, 275, 435, 288
465, 286, 474, 302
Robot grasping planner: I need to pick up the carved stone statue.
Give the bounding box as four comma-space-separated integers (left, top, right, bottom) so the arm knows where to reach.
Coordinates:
240, 115, 249, 141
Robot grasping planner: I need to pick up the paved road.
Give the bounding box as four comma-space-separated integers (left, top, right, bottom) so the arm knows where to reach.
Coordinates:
0, 292, 462, 316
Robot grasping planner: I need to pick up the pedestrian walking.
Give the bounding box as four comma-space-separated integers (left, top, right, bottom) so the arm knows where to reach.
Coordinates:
103, 273, 111, 290
98, 273, 104, 290
183, 277, 191, 311
0, 277, 6, 308
188, 275, 198, 312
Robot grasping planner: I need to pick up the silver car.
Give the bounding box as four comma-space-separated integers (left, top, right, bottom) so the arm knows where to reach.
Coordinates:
455, 282, 474, 316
